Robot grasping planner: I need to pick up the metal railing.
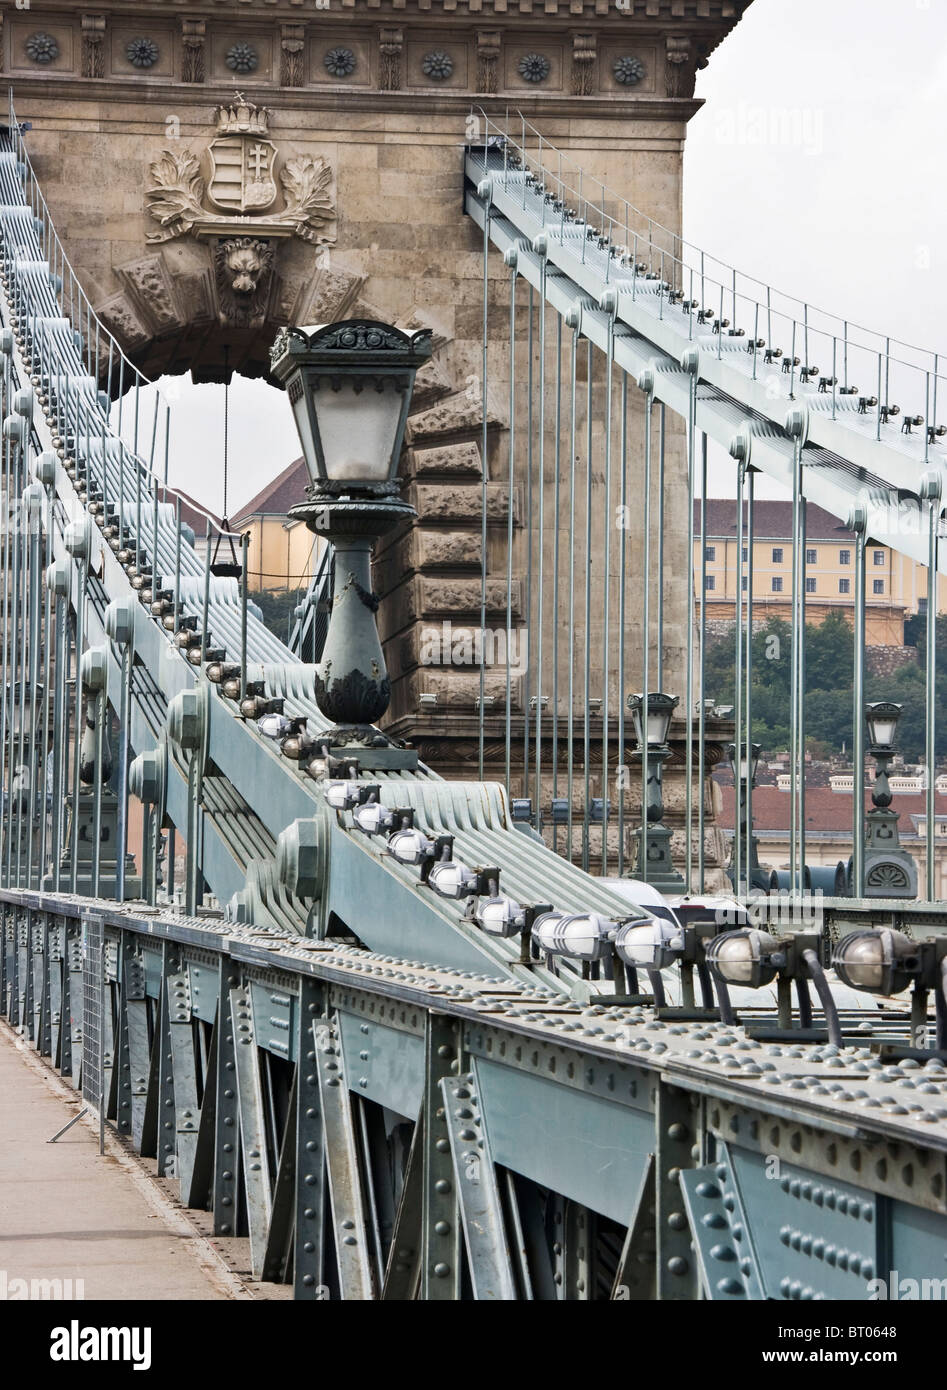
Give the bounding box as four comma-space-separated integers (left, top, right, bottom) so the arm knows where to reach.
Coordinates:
474, 109, 947, 460
465, 113, 945, 902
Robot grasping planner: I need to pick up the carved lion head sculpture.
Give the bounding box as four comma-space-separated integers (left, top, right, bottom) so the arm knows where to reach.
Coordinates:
223, 237, 270, 295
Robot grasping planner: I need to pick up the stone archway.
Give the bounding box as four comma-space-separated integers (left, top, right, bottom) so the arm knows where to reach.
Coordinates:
97, 239, 363, 385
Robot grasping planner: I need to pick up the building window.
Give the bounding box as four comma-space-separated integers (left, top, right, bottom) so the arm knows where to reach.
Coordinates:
704, 575, 715, 591
742, 547, 748, 563
839, 578, 851, 595
806, 548, 817, 565
772, 547, 783, 563
741, 576, 748, 591
806, 577, 816, 593
772, 577, 783, 593
873, 550, 886, 566
704, 545, 716, 561
839, 549, 851, 565
873, 579, 884, 594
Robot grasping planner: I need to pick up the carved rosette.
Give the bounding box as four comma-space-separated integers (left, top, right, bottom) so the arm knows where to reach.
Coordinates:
571, 33, 596, 97
181, 20, 206, 84
476, 31, 500, 95
81, 14, 106, 80
280, 24, 305, 88
379, 28, 403, 92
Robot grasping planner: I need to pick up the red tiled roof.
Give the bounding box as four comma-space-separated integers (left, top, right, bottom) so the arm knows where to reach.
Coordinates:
696, 499, 855, 543
231, 457, 308, 525
155, 485, 221, 539
717, 783, 947, 834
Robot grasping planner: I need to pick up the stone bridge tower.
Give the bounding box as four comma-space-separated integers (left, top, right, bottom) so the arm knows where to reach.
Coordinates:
2, 0, 751, 876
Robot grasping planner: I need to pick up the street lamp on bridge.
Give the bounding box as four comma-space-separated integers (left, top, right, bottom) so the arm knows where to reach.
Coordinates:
725, 739, 769, 895
861, 700, 919, 899
270, 320, 431, 760
626, 691, 685, 892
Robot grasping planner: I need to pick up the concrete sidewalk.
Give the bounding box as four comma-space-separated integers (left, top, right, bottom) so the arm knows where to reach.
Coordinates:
0, 1022, 244, 1300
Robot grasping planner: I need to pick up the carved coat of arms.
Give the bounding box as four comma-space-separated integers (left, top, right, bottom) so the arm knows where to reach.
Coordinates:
145, 98, 334, 246
207, 134, 279, 213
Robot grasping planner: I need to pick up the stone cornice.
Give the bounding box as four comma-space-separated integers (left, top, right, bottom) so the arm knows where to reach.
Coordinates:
4, 2, 752, 102
6, 77, 702, 126
2, 0, 752, 59
5, 0, 750, 19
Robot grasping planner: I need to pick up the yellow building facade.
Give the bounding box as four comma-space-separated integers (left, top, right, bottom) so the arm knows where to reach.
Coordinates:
695, 500, 947, 645
232, 458, 325, 594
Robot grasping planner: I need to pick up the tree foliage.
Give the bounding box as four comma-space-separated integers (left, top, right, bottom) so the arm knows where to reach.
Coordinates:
253, 588, 308, 645
702, 611, 947, 761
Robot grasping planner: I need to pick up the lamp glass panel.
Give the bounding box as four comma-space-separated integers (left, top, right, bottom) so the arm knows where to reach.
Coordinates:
289, 382, 320, 485
646, 705, 672, 746
314, 378, 404, 483
868, 715, 897, 747
735, 747, 760, 782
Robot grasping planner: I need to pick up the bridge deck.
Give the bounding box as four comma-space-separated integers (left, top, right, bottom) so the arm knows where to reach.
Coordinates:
0, 1022, 245, 1301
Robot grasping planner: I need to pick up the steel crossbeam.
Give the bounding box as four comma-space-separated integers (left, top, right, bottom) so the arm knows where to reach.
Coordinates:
2, 887, 947, 1300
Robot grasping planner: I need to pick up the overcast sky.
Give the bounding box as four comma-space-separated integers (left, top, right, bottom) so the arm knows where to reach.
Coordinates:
142, 0, 947, 513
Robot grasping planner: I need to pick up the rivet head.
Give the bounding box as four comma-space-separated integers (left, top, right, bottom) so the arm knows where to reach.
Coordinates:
433, 1262, 450, 1278
667, 1256, 689, 1276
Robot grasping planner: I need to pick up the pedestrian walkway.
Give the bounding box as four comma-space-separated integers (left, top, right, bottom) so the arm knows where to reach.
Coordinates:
0, 1022, 242, 1300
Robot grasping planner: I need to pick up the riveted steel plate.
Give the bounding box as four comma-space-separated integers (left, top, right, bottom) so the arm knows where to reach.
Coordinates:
336, 1007, 424, 1121
475, 1055, 655, 1225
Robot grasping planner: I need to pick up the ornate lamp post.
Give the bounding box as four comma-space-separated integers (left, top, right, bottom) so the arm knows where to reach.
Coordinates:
270, 320, 431, 763
725, 740, 768, 895
626, 691, 684, 891
862, 701, 919, 899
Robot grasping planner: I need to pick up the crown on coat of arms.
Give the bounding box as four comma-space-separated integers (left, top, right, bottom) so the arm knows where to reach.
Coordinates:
215, 96, 270, 137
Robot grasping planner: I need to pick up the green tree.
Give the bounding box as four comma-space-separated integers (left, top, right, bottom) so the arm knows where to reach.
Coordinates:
252, 588, 308, 645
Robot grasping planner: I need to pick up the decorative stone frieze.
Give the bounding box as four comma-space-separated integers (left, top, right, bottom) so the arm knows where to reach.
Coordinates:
665, 34, 696, 98
571, 33, 596, 96
81, 15, 106, 78
476, 30, 500, 94
181, 19, 206, 83
280, 24, 305, 87
379, 28, 403, 91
